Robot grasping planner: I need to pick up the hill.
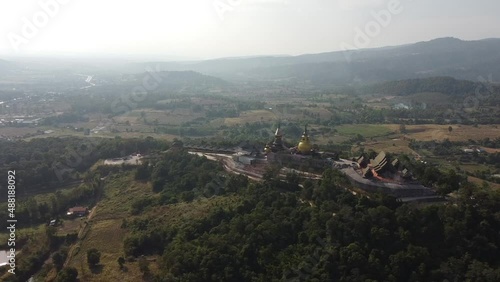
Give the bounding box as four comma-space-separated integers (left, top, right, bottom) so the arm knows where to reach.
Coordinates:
127, 70, 230, 90
362, 76, 497, 96
138, 38, 500, 87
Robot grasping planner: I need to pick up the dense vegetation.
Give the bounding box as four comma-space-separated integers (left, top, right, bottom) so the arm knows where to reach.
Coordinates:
364, 77, 489, 97
120, 151, 500, 281
1, 138, 499, 281
0, 137, 167, 194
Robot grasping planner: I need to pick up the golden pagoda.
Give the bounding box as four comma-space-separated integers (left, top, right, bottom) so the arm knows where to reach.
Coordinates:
297, 125, 312, 154
264, 144, 271, 154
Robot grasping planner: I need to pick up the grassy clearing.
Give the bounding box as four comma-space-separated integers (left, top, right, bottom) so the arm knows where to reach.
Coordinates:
224, 110, 277, 126
335, 124, 394, 138
115, 108, 203, 126
296, 106, 333, 120
0, 127, 41, 137
385, 124, 500, 142
482, 147, 500, 153
353, 138, 419, 156
68, 219, 141, 282
468, 176, 500, 190
92, 173, 154, 221
64, 170, 241, 281
65, 172, 148, 280
143, 195, 241, 228
396, 92, 451, 104
460, 163, 493, 174
23, 183, 82, 203
56, 218, 85, 237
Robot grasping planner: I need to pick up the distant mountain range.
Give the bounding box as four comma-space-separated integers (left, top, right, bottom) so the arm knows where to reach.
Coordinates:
128, 70, 229, 90
360, 76, 498, 96
133, 37, 500, 87
2, 38, 500, 89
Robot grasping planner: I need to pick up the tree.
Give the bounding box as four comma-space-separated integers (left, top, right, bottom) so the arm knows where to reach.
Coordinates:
118, 256, 126, 269
448, 126, 453, 133
56, 267, 78, 282
52, 251, 67, 271
87, 248, 101, 267
138, 256, 150, 275
399, 124, 407, 134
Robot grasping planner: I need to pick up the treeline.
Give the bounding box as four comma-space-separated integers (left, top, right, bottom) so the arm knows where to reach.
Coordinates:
41, 112, 89, 125
122, 154, 500, 281
0, 136, 168, 195
410, 139, 500, 168
363, 77, 491, 97
138, 151, 224, 201
0, 226, 75, 282
0, 176, 102, 230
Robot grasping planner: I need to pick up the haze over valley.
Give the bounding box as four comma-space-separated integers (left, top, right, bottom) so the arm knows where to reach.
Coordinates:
1, 1, 500, 281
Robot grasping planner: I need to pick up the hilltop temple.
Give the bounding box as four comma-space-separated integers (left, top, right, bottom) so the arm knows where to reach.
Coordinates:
264, 124, 316, 155
264, 124, 327, 169
264, 125, 287, 153
294, 125, 314, 155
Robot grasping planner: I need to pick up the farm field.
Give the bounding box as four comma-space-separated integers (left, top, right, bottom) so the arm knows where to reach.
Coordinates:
385, 124, 500, 141
335, 124, 394, 138
352, 139, 419, 156
224, 110, 277, 126
468, 176, 500, 190
114, 108, 204, 126
64, 171, 241, 281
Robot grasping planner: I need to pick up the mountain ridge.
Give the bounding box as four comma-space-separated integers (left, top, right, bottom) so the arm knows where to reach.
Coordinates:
130, 37, 500, 86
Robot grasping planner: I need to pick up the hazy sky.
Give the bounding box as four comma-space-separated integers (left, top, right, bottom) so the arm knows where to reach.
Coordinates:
1, 0, 499, 60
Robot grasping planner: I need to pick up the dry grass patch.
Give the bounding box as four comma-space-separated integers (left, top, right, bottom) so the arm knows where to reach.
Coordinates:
468, 176, 500, 190
385, 124, 500, 142
144, 195, 241, 228
115, 108, 203, 126
353, 138, 419, 156
68, 219, 145, 282
224, 110, 277, 126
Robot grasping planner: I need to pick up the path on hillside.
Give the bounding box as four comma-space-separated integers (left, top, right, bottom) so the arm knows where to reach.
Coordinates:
63, 205, 97, 268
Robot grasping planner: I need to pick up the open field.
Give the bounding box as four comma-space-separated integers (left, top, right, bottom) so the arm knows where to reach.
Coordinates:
115, 108, 204, 126
65, 172, 152, 281
64, 170, 241, 281
0, 126, 40, 138
335, 124, 394, 138
24, 183, 82, 203
385, 124, 500, 141
314, 134, 351, 145
482, 147, 500, 153
296, 106, 333, 120
468, 176, 500, 190
395, 92, 451, 105
224, 110, 277, 126
56, 218, 85, 236
353, 138, 420, 156
460, 163, 493, 174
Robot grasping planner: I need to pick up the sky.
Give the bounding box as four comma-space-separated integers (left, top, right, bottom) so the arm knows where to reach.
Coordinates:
1, 0, 499, 60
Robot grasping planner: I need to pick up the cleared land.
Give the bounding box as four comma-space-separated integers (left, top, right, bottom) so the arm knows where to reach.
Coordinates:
385, 124, 500, 141
335, 124, 394, 138
224, 110, 277, 126
65, 171, 240, 281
